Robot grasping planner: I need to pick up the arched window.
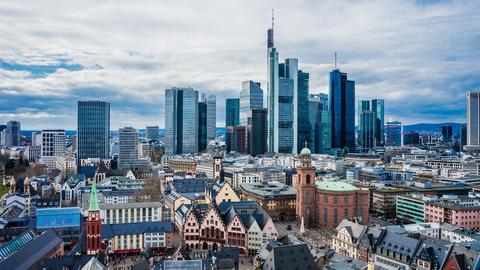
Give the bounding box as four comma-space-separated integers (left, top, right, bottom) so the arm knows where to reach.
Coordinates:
306, 175, 311, 184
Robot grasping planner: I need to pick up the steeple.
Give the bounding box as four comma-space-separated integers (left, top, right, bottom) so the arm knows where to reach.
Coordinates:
88, 182, 100, 211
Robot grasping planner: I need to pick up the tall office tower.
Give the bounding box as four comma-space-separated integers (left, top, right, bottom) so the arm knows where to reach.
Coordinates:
240, 80, 263, 125
460, 123, 467, 150
267, 17, 279, 153
32, 132, 42, 146
40, 129, 66, 171
297, 70, 311, 153
226, 126, 248, 153
203, 94, 216, 141
118, 127, 139, 170
0, 124, 6, 145
386, 121, 402, 146
371, 99, 385, 146
248, 108, 268, 156
329, 69, 355, 151
77, 101, 110, 166
165, 87, 199, 154
4, 120, 21, 146
467, 92, 480, 150
225, 98, 240, 127
357, 100, 371, 149
198, 101, 208, 152
359, 111, 375, 152
309, 93, 331, 153
145, 126, 159, 140
441, 125, 453, 142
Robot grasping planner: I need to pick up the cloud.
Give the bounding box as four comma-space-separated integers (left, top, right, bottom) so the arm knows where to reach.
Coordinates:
0, 0, 479, 130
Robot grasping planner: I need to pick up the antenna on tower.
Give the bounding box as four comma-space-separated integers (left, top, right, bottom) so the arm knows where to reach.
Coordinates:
334, 51, 337, 69
272, 9, 275, 31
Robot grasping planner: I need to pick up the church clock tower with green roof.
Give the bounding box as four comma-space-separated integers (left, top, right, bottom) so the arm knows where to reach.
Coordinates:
295, 143, 316, 228
86, 182, 102, 255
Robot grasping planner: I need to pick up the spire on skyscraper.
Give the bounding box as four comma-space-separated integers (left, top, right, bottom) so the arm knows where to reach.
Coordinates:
267, 9, 275, 49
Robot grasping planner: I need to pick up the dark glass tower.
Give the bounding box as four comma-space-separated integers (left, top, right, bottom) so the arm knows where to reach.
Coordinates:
77, 101, 110, 166
198, 101, 208, 152
249, 108, 268, 156
371, 99, 385, 146
297, 70, 311, 153
441, 125, 453, 142
225, 98, 240, 127
329, 69, 355, 151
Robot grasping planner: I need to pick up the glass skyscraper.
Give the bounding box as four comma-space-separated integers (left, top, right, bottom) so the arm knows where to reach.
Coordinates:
372, 99, 385, 146
77, 101, 110, 166
198, 101, 208, 152
249, 108, 268, 156
118, 127, 139, 170
240, 80, 263, 126
267, 24, 279, 153
225, 98, 240, 127
145, 126, 159, 140
359, 110, 375, 152
4, 120, 21, 147
329, 69, 355, 151
165, 87, 199, 154
203, 94, 216, 141
297, 70, 311, 153
309, 94, 331, 153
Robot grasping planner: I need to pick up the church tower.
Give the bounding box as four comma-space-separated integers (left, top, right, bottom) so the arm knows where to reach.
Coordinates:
295, 144, 316, 228
86, 182, 102, 255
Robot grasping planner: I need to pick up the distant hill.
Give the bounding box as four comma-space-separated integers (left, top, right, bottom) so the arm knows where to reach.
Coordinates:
403, 123, 462, 134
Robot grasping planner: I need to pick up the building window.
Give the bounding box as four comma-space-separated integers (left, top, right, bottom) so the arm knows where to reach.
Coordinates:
334, 208, 338, 224
334, 197, 338, 204
323, 208, 328, 224
344, 208, 349, 219
344, 197, 349, 204
324, 196, 328, 203
359, 196, 364, 204
306, 175, 311, 184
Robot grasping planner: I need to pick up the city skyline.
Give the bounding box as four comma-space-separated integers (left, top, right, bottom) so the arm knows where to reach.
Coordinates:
1, 1, 479, 129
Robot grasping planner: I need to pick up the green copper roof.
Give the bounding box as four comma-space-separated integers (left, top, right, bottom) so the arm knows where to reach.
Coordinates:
315, 181, 359, 191
88, 182, 100, 211
300, 147, 311, 155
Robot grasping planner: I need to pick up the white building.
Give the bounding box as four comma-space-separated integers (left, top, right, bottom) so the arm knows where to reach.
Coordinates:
40, 129, 66, 172
55, 154, 77, 179
118, 127, 139, 170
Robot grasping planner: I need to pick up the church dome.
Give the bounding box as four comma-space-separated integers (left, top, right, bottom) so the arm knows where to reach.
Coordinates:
300, 147, 311, 155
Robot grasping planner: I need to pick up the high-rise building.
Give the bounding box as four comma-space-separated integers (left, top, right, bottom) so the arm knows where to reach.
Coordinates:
226, 126, 248, 153
240, 81, 263, 126
77, 101, 110, 166
460, 123, 467, 150
329, 69, 355, 151
198, 101, 208, 152
309, 94, 330, 153
357, 100, 372, 150
0, 125, 6, 145
203, 94, 216, 141
118, 127, 139, 170
145, 126, 159, 140
267, 21, 280, 153
32, 131, 42, 146
467, 92, 480, 150
386, 121, 402, 146
40, 129, 66, 172
441, 125, 453, 142
359, 111, 375, 152
248, 108, 268, 156
297, 70, 311, 153
4, 120, 21, 147
165, 87, 199, 154
371, 99, 385, 146
404, 132, 420, 146
225, 98, 240, 127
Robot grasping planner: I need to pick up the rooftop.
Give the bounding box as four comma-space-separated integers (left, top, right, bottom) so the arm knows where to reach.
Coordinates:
315, 181, 360, 192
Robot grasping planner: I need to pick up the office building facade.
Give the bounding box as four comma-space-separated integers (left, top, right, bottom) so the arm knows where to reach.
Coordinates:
3, 120, 21, 147
359, 111, 375, 152
329, 69, 355, 151
441, 125, 453, 142
386, 121, 402, 146
371, 99, 385, 146
198, 101, 208, 152
165, 87, 199, 154
225, 98, 240, 127
145, 126, 159, 140
77, 101, 110, 166
249, 108, 268, 156
297, 70, 311, 153
467, 92, 480, 149
203, 94, 216, 141
40, 129, 66, 172
118, 127, 139, 170
240, 81, 263, 126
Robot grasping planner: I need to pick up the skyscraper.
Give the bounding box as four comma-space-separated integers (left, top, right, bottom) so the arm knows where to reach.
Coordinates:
240, 80, 264, 126
198, 101, 208, 152
77, 101, 110, 166
249, 108, 268, 156
165, 87, 199, 154
204, 94, 216, 141
226, 126, 248, 153
359, 111, 375, 152
225, 98, 240, 127
267, 19, 280, 153
460, 123, 467, 150
467, 92, 480, 150
297, 70, 311, 153
309, 93, 330, 153
329, 69, 355, 151
40, 129, 66, 172
4, 120, 21, 147
145, 126, 159, 140
371, 99, 385, 146
118, 127, 139, 170
441, 125, 453, 142
386, 121, 402, 146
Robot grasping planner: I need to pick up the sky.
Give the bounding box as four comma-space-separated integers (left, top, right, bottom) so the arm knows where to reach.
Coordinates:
0, 0, 479, 130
